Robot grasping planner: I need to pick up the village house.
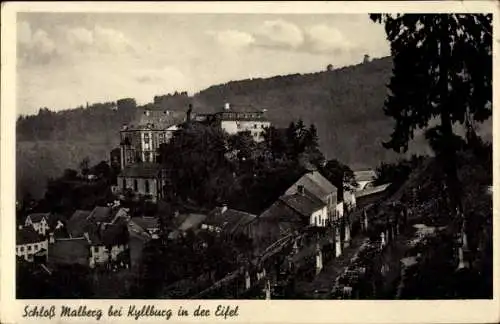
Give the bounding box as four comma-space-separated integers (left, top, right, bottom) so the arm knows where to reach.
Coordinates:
167, 213, 207, 240
48, 237, 90, 266
85, 220, 130, 270
201, 206, 257, 238
50, 205, 131, 270
116, 163, 166, 203
130, 216, 160, 239
24, 213, 50, 236
284, 170, 339, 221
355, 183, 392, 210
16, 226, 48, 262
67, 210, 92, 238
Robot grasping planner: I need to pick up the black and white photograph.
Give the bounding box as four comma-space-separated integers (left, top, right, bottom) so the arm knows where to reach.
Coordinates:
1, 1, 497, 319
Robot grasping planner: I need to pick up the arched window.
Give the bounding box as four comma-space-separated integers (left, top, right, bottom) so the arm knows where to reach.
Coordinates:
145, 180, 150, 193
134, 179, 138, 191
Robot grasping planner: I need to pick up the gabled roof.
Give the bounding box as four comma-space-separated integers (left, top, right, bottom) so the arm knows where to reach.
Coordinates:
355, 183, 391, 198
87, 206, 112, 223
259, 200, 304, 223
175, 213, 206, 232
354, 170, 377, 182
279, 193, 326, 218
216, 104, 267, 114
67, 210, 91, 238
87, 222, 129, 247
204, 208, 256, 235
119, 162, 163, 178
26, 213, 50, 224
306, 171, 338, 195
48, 238, 89, 266
286, 171, 337, 202
125, 109, 186, 131
130, 217, 159, 231
17, 227, 44, 245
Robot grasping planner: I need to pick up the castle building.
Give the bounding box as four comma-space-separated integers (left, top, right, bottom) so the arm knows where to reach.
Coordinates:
213, 103, 271, 142
119, 109, 185, 169
194, 103, 271, 142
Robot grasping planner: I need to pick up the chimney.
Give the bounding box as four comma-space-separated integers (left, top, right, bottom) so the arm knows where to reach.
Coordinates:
49, 232, 55, 244
224, 102, 230, 110
297, 185, 305, 195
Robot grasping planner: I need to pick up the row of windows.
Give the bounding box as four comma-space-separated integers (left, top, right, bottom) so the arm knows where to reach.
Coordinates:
236, 123, 267, 130
312, 216, 327, 227
222, 112, 261, 119
17, 243, 44, 253
92, 245, 125, 253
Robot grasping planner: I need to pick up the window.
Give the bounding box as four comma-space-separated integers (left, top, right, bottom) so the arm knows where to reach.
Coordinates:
254, 124, 257, 129
134, 179, 138, 191
20, 246, 24, 252
122, 178, 126, 189
27, 245, 32, 251
145, 180, 150, 194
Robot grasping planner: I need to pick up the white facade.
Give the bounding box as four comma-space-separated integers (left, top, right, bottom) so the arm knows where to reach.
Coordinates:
335, 202, 344, 220
310, 206, 329, 227
16, 240, 48, 262
25, 217, 49, 236
343, 191, 357, 211
220, 120, 271, 142
89, 244, 128, 268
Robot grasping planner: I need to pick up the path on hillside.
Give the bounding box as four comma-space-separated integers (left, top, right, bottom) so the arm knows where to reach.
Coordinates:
292, 236, 368, 299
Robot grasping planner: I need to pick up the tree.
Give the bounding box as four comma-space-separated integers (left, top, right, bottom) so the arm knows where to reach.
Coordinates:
363, 54, 371, 63
158, 124, 233, 208
79, 157, 91, 176
326, 64, 334, 71
370, 14, 492, 268
321, 159, 357, 201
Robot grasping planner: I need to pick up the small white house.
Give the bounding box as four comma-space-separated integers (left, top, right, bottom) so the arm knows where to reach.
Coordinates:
25, 213, 51, 236
279, 190, 329, 228
16, 226, 48, 262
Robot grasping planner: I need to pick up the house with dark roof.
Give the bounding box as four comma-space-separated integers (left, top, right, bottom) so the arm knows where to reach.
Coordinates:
284, 170, 338, 218
167, 213, 207, 240
24, 213, 51, 236
201, 207, 257, 237
279, 192, 328, 227
355, 183, 392, 209
85, 218, 130, 270
87, 206, 113, 223
48, 237, 90, 266
116, 162, 165, 203
130, 216, 160, 239
51, 206, 131, 270
249, 189, 329, 256
16, 226, 48, 262
67, 210, 91, 238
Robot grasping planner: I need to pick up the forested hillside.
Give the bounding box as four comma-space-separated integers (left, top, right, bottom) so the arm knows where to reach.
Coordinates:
16, 56, 492, 200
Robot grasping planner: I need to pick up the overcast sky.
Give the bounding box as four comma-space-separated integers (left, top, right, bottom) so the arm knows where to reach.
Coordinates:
17, 13, 390, 115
